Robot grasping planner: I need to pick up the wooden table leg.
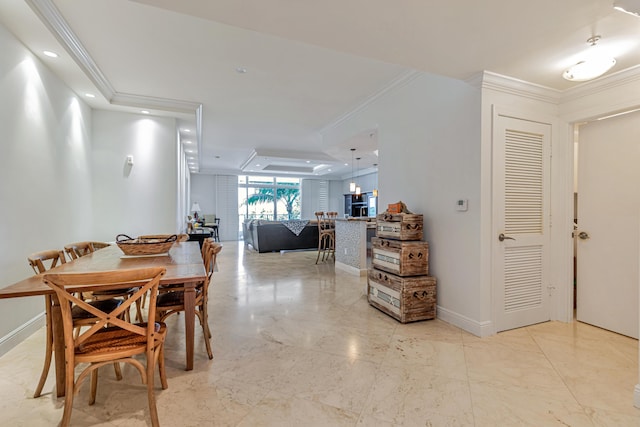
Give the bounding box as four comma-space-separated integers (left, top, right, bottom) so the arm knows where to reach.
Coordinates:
50, 295, 66, 397
183, 282, 196, 370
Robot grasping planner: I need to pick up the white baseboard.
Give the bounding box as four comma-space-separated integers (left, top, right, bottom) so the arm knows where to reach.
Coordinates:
0, 313, 45, 358
437, 305, 494, 337
335, 261, 367, 276
634, 384, 640, 408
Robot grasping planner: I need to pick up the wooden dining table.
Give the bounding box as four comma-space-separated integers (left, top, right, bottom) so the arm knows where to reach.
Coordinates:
0, 241, 207, 397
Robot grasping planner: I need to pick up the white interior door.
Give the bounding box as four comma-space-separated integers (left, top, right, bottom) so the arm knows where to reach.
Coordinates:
576, 112, 640, 339
493, 114, 551, 332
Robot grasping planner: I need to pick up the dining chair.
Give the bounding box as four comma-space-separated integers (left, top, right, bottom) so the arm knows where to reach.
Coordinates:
155, 243, 222, 360
63, 241, 96, 260
27, 250, 122, 398
65, 241, 143, 322
43, 267, 168, 427
137, 234, 189, 309
89, 241, 111, 250
315, 212, 335, 264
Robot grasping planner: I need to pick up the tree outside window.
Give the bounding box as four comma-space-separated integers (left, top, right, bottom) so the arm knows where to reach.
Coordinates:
239, 176, 300, 222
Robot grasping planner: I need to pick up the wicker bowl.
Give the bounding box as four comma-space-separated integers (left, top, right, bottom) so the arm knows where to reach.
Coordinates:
116, 234, 177, 256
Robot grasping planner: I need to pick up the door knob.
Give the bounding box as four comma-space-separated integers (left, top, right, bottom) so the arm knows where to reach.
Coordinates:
498, 233, 515, 242
578, 231, 590, 240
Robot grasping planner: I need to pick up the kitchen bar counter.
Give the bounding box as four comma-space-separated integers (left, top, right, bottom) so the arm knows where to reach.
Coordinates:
334, 218, 376, 276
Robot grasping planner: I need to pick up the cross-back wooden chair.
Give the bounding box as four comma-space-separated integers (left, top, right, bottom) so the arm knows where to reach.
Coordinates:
65, 241, 143, 322
27, 250, 124, 398
63, 241, 95, 260
315, 212, 336, 264
27, 250, 66, 397
155, 243, 222, 360
43, 267, 168, 427
89, 241, 111, 250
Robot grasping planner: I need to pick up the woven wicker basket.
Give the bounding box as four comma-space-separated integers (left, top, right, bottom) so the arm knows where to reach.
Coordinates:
116, 234, 177, 256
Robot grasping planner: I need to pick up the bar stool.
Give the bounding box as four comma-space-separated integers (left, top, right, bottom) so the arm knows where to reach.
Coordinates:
315, 212, 336, 263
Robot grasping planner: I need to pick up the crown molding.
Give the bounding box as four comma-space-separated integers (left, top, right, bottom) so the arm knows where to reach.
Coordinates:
560, 64, 640, 104
111, 93, 201, 114
26, 0, 116, 100
320, 69, 422, 134
26, 0, 202, 117
469, 71, 562, 104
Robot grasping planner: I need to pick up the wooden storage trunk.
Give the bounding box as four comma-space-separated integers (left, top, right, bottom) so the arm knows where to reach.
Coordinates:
371, 237, 429, 276
376, 213, 423, 241
367, 268, 436, 323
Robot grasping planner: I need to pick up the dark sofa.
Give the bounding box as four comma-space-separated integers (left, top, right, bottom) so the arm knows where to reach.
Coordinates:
243, 220, 319, 253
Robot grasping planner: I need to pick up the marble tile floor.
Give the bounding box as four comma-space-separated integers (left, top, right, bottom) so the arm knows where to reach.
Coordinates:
0, 241, 639, 426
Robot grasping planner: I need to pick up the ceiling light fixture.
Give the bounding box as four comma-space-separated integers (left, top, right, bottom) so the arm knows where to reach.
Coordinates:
355, 157, 362, 196
614, 0, 640, 16
235, 67, 247, 74
141, 110, 150, 114
349, 148, 356, 192
85, 93, 95, 98
43, 50, 58, 58
562, 36, 616, 82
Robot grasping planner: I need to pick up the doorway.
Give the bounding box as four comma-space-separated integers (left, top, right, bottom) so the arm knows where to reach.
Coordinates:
573, 110, 640, 339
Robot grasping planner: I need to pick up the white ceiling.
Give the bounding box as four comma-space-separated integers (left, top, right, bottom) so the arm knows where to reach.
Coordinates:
2, 0, 640, 179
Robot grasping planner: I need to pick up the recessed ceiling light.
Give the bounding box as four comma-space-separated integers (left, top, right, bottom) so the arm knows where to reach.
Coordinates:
185, 149, 195, 153
183, 129, 191, 133
235, 67, 248, 74
306, 160, 311, 163
255, 164, 261, 167
85, 93, 95, 98
183, 140, 192, 144
141, 110, 150, 114
43, 50, 58, 58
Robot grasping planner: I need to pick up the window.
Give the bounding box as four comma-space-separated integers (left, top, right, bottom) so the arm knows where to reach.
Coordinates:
238, 176, 301, 223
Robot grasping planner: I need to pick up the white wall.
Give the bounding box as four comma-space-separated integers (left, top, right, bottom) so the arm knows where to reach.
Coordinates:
190, 173, 239, 241
0, 23, 93, 343
301, 179, 328, 219
91, 111, 178, 240
323, 72, 483, 329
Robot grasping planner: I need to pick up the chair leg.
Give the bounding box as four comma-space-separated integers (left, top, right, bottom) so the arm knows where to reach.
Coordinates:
135, 299, 143, 323
158, 345, 168, 390
89, 369, 98, 405
113, 362, 123, 380
147, 351, 160, 427
61, 366, 75, 427
34, 296, 53, 398
200, 300, 213, 360
315, 232, 323, 264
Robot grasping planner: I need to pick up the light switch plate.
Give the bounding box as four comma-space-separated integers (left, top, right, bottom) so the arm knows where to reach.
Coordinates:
456, 199, 468, 212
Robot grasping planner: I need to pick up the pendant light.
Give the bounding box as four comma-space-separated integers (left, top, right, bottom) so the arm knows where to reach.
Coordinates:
355, 157, 362, 195
349, 148, 356, 192
372, 163, 378, 197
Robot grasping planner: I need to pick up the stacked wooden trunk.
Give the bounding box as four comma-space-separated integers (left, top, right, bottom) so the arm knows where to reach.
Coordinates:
367, 212, 437, 323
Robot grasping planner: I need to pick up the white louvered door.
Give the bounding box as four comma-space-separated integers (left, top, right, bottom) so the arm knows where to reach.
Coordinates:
493, 114, 551, 332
